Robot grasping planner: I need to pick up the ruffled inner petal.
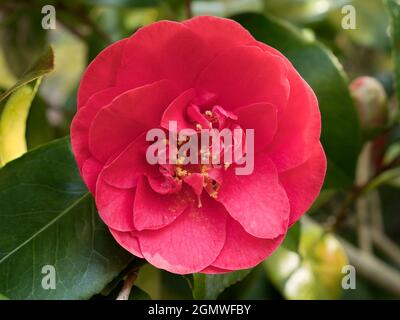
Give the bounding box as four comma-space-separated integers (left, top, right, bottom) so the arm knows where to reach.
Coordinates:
217, 153, 290, 239
133, 176, 193, 231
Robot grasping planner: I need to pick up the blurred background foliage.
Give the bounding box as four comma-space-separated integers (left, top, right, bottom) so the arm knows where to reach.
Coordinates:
1, 0, 400, 300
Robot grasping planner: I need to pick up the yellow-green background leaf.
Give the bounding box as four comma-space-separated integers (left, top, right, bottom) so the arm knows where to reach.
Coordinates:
264, 220, 348, 300
0, 79, 41, 166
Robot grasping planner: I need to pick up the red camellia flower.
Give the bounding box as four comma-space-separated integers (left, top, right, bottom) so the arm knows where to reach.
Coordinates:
71, 16, 326, 274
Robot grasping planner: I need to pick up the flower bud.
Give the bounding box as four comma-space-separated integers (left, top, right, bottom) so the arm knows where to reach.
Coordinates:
350, 76, 388, 130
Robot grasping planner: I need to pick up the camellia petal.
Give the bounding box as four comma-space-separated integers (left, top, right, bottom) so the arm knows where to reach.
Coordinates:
95, 170, 135, 231
81, 157, 103, 194
201, 265, 233, 274
211, 218, 285, 270
71, 87, 122, 169
184, 16, 255, 57
195, 45, 289, 110
109, 228, 143, 258
279, 142, 327, 226
138, 196, 227, 274
217, 154, 290, 239
101, 134, 158, 189
77, 39, 128, 109
117, 21, 212, 90
267, 68, 321, 172
133, 176, 193, 231
236, 102, 278, 152
89, 80, 179, 163
161, 88, 196, 132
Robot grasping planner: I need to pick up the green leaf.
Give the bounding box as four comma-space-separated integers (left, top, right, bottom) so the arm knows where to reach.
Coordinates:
329, 0, 390, 49
0, 137, 133, 299
0, 46, 54, 103
281, 222, 301, 252
26, 95, 55, 150
0, 11, 48, 78
87, 0, 156, 7
264, 220, 348, 300
0, 293, 8, 300
234, 13, 362, 189
129, 285, 152, 300
387, 0, 400, 105
365, 167, 400, 191
192, 269, 251, 300
383, 142, 400, 165
0, 46, 54, 166
264, 0, 349, 24
0, 79, 41, 166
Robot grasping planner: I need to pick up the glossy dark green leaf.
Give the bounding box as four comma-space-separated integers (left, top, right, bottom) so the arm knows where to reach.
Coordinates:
192, 269, 251, 300
387, 0, 400, 105
234, 13, 362, 188
0, 137, 133, 299
26, 95, 55, 150
0, 47, 54, 103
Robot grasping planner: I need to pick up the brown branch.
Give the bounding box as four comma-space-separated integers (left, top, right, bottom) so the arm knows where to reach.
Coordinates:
370, 190, 384, 232
355, 143, 373, 252
372, 230, 400, 267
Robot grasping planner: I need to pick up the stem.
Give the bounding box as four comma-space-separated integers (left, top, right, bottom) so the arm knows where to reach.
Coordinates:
115, 259, 146, 300
185, 0, 193, 19
355, 143, 373, 252
372, 230, 400, 266
116, 269, 139, 300
370, 190, 384, 232
327, 169, 384, 231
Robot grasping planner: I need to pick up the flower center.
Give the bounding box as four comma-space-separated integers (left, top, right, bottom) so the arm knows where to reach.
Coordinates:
152, 104, 245, 207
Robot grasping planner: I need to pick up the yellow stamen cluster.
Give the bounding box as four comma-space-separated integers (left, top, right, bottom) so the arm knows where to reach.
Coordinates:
176, 156, 186, 165
175, 167, 188, 178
